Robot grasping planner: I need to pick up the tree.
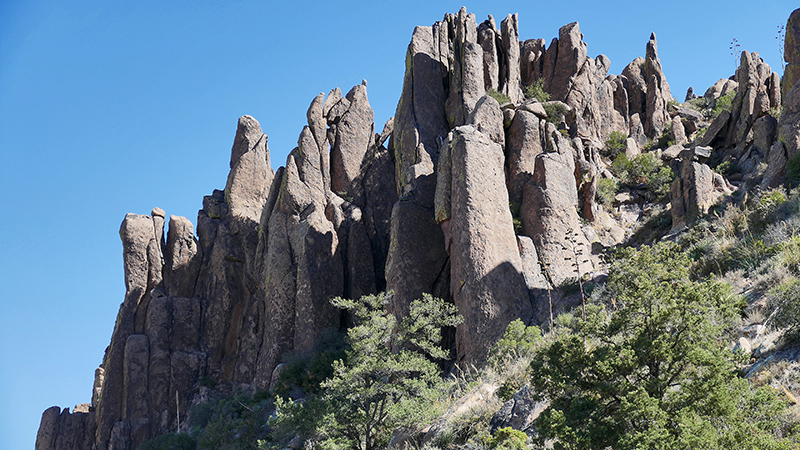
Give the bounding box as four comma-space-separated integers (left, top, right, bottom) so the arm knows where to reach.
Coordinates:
529, 242, 794, 450
269, 292, 462, 450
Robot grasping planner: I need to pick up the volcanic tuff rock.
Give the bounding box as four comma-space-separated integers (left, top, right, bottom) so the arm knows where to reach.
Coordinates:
39, 8, 800, 450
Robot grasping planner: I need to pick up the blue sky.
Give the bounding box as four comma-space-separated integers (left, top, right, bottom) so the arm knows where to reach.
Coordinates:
1, 1, 796, 448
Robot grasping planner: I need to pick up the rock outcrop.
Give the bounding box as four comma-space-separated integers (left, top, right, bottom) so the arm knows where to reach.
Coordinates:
43, 8, 799, 449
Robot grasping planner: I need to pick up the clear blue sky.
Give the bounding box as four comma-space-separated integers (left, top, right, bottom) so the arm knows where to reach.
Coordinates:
1, 1, 795, 448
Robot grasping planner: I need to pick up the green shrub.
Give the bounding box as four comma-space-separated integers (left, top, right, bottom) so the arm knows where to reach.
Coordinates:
768, 278, 800, 339
530, 242, 793, 450
714, 160, 741, 175
487, 89, 511, 104
272, 328, 346, 399
543, 102, 569, 124
269, 293, 463, 450
602, 131, 628, 159
712, 90, 736, 118
490, 427, 527, 450
196, 395, 271, 450
610, 153, 674, 200
787, 153, 800, 185
137, 433, 197, 450
524, 79, 550, 102
595, 178, 618, 206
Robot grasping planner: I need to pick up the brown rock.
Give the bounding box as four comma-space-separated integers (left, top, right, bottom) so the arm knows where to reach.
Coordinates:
435, 126, 532, 363
331, 84, 375, 198
477, 19, 499, 91
164, 215, 201, 298
521, 152, 593, 287
467, 95, 505, 147
783, 8, 800, 101
506, 110, 544, 204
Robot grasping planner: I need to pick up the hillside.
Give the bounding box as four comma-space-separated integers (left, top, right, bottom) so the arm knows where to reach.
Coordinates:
34, 7, 800, 450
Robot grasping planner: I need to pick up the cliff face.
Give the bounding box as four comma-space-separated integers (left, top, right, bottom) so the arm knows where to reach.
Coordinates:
36, 7, 800, 450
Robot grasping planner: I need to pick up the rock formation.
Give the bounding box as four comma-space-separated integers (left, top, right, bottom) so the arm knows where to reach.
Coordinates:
40, 7, 800, 450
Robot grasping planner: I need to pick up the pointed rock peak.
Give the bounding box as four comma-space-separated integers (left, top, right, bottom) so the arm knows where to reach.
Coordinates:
230, 115, 265, 169
650, 31, 657, 41
322, 87, 342, 117
486, 14, 497, 31
361, 79, 368, 86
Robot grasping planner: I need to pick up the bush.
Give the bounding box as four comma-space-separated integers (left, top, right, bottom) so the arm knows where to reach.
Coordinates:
787, 153, 800, 185
768, 278, 800, 339
712, 90, 736, 118
489, 427, 527, 450
543, 102, 569, 124
487, 89, 511, 104
595, 178, 618, 206
529, 242, 794, 450
272, 328, 346, 399
610, 153, 675, 201
137, 433, 197, 450
602, 131, 627, 159
524, 79, 550, 102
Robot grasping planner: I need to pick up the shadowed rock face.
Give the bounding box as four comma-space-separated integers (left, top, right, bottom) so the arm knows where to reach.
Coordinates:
40, 8, 800, 450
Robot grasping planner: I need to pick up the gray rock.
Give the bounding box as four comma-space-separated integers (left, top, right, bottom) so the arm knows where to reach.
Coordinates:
506, 110, 544, 204
670, 158, 730, 228
522, 152, 593, 287
164, 216, 201, 298
547, 22, 587, 102
780, 78, 800, 161
467, 95, 505, 146
435, 126, 532, 363
477, 19, 499, 91
762, 141, 789, 188
489, 386, 549, 433
520, 38, 547, 86
331, 84, 375, 198
783, 8, 800, 101
698, 110, 731, 147
500, 14, 522, 103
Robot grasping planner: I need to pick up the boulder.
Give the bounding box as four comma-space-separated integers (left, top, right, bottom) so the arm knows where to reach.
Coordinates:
670, 158, 731, 229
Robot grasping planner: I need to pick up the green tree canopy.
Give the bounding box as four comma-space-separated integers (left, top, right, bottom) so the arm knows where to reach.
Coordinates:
530, 242, 794, 450
269, 292, 462, 450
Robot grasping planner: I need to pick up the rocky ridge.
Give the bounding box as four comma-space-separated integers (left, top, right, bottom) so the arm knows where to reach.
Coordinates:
36, 7, 800, 450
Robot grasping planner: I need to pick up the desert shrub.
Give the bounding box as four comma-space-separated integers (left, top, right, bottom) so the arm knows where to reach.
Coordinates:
610, 153, 675, 201
543, 102, 569, 124
489, 427, 527, 450
712, 90, 736, 118
487, 89, 511, 104
524, 78, 550, 102
768, 278, 800, 339
137, 433, 197, 450
602, 131, 627, 159
787, 154, 800, 186
595, 178, 618, 206
508, 201, 523, 235
714, 160, 741, 175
